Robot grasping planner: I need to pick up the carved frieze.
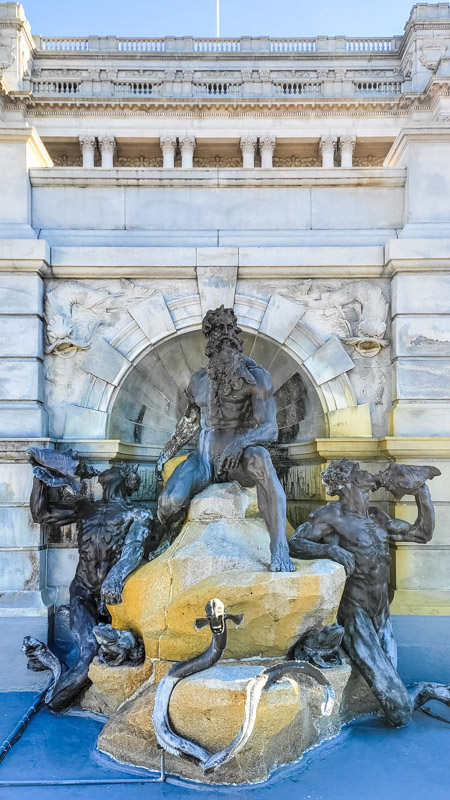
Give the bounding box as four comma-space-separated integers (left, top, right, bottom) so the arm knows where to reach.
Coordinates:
52, 154, 82, 166
44, 279, 155, 357
116, 156, 163, 167
353, 155, 384, 166
273, 156, 320, 167
299, 280, 389, 357
193, 156, 241, 167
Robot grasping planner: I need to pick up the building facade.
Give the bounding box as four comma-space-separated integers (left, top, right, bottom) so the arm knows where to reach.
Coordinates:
1, 1, 450, 689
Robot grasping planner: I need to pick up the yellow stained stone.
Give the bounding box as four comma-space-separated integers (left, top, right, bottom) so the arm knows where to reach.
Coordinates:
110, 484, 345, 662
97, 660, 354, 784
82, 657, 153, 715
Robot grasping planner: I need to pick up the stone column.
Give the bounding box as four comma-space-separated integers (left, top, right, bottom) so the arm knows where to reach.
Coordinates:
79, 134, 96, 168
160, 135, 177, 168
240, 135, 257, 168
260, 134, 276, 168
180, 134, 196, 168
340, 134, 356, 168
319, 135, 337, 168
99, 135, 116, 168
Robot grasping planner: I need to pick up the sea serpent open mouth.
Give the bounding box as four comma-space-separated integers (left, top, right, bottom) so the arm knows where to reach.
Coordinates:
152, 598, 335, 772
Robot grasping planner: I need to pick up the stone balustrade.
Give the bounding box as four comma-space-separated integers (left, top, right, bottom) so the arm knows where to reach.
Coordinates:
29, 73, 405, 100
35, 35, 402, 54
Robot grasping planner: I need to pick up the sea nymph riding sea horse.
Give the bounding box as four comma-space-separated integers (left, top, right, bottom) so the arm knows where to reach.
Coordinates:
152, 598, 335, 772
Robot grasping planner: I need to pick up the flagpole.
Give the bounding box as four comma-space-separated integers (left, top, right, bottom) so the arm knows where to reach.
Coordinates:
216, 0, 220, 38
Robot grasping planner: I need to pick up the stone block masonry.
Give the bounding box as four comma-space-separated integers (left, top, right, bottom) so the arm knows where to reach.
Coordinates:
0, 1, 450, 689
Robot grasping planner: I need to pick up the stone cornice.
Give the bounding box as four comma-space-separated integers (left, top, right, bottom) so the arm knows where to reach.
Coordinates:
0, 239, 51, 275
385, 125, 450, 165
0, 125, 53, 166
0, 17, 35, 52
31, 51, 402, 64
29, 166, 406, 189
25, 238, 450, 281
14, 96, 420, 118
288, 436, 450, 460
54, 436, 450, 462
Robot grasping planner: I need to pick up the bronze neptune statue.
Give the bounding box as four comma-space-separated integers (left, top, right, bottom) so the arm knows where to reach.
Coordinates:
156, 306, 295, 572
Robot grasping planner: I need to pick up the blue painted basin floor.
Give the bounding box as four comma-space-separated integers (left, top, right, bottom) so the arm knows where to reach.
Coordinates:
1, 692, 449, 800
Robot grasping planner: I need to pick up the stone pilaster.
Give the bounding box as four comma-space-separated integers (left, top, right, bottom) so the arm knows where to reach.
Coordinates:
340, 134, 356, 168
160, 135, 177, 168
99, 134, 116, 168
0, 439, 53, 690
240, 134, 257, 168
319, 134, 337, 168
180, 134, 196, 168
260, 134, 276, 168
0, 238, 53, 690
79, 134, 96, 168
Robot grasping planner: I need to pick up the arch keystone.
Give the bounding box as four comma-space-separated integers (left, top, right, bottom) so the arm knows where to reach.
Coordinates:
197, 266, 237, 316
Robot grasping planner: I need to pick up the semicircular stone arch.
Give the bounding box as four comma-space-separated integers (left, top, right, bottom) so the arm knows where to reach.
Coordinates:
65, 287, 360, 444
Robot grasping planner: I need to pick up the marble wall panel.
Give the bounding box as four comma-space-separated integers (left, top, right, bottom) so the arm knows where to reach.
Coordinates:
32, 187, 126, 230
405, 142, 450, 224
0, 359, 44, 401
47, 548, 78, 590
0, 404, 48, 438
392, 545, 450, 591
393, 316, 450, 357
0, 506, 41, 547
0, 274, 43, 315
0, 548, 41, 591
393, 358, 450, 400
392, 274, 450, 316
0, 317, 43, 358
125, 187, 311, 231
311, 186, 404, 230
390, 402, 450, 436
0, 462, 33, 503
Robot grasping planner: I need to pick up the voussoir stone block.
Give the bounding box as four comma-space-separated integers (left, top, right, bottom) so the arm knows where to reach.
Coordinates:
110, 483, 345, 661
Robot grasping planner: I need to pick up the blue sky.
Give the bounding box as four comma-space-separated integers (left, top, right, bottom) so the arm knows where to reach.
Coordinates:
22, 0, 416, 39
